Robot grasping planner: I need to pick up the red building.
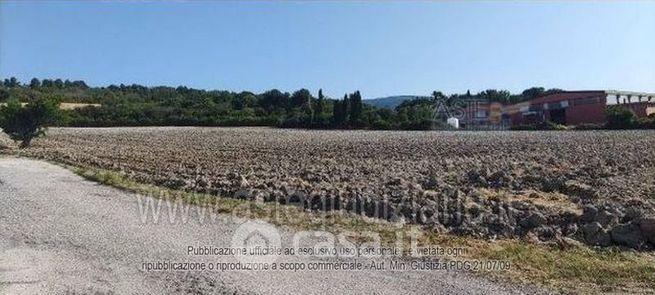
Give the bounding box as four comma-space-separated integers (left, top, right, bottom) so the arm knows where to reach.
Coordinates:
459, 90, 655, 128
505, 91, 609, 126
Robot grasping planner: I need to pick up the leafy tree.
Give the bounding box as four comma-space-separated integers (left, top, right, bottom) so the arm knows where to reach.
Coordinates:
544, 88, 564, 96
341, 94, 350, 126
291, 89, 312, 108
332, 95, 351, 128
291, 89, 314, 125
332, 99, 342, 127
432, 91, 447, 101
54, 79, 64, 89
0, 89, 9, 102
30, 78, 41, 89
233, 91, 257, 110
260, 89, 290, 112
521, 87, 545, 100
0, 96, 62, 148
5, 77, 19, 88
606, 107, 636, 129
478, 89, 511, 103
41, 79, 54, 88
71, 80, 89, 89
349, 91, 363, 126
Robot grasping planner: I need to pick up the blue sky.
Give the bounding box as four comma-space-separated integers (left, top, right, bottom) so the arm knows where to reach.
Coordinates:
1, 1, 653, 99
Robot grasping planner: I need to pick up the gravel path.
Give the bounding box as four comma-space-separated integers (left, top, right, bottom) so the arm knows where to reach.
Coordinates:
0, 158, 544, 294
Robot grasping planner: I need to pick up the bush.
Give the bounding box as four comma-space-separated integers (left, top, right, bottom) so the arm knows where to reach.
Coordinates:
606, 107, 636, 129
635, 117, 655, 129
510, 124, 537, 131
0, 96, 61, 148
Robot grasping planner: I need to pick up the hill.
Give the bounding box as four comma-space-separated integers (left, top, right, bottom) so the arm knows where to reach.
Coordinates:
365, 95, 428, 109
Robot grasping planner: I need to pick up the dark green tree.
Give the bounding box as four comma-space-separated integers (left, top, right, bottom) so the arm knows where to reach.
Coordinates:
54, 79, 64, 89
233, 91, 257, 110
478, 89, 511, 103
521, 87, 546, 100
332, 99, 343, 127
0, 96, 62, 148
543, 88, 564, 96
316, 89, 324, 115
30, 78, 41, 89
0, 89, 9, 102
260, 89, 290, 112
6, 77, 19, 88
349, 91, 363, 127
432, 91, 447, 101
71, 80, 89, 89
606, 107, 636, 129
341, 94, 350, 126
292, 89, 314, 125
291, 89, 312, 108
41, 79, 54, 88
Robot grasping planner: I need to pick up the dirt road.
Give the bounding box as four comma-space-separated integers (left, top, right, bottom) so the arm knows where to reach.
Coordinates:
0, 158, 543, 294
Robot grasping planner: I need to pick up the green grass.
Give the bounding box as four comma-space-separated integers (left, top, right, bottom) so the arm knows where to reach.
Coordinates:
478, 241, 655, 292
68, 164, 655, 294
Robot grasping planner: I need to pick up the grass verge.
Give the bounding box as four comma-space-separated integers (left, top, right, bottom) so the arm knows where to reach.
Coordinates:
62, 164, 655, 294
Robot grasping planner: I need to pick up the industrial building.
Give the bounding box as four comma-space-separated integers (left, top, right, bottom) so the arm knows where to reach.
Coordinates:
460, 90, 655, 128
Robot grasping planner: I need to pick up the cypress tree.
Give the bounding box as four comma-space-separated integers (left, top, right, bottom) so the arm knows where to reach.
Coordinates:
350, 90, 363, 127
341, 94, 350, 127
316, 89, 324, 115
332, 99, 342, 127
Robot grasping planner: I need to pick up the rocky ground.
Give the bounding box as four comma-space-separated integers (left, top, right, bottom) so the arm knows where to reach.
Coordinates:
12, 127, 655, 249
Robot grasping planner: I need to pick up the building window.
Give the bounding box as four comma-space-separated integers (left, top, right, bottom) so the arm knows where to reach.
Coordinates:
572, 97, 598, 106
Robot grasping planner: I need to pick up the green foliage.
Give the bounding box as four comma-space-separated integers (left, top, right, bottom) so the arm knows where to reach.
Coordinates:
606, 107, 637, 129
636, 117, 655, 129
0, 89, 9, 102
3, 77, 20, 88
349, 91, 363, 127
315, 89, 324, 116
0, 96, 62, 148
572, 123, 605, 130
30, 78, 41, 89
521, 87, 546, 100
509, 124, 537, 131
478, 89, 511, 103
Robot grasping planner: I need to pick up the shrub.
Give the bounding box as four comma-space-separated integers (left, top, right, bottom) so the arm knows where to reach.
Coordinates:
635, 117, 655, 129
0, 96, 61, 148
606, 107, 636, 129
510, 124, 537, 131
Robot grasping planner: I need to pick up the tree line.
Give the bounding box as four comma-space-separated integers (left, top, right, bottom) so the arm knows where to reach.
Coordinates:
0, 77, 567, 130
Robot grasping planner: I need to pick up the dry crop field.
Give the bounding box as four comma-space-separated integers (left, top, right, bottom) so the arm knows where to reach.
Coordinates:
14, 127, 655, 249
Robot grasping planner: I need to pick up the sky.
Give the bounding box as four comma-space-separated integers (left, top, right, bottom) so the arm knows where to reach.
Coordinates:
1, 1, 654, 99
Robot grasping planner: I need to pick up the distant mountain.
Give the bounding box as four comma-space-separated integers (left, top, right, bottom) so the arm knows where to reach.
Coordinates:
364, 95, 429, 109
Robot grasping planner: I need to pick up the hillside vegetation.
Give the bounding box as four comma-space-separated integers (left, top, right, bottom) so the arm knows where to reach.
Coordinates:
1, 77, 562, 130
